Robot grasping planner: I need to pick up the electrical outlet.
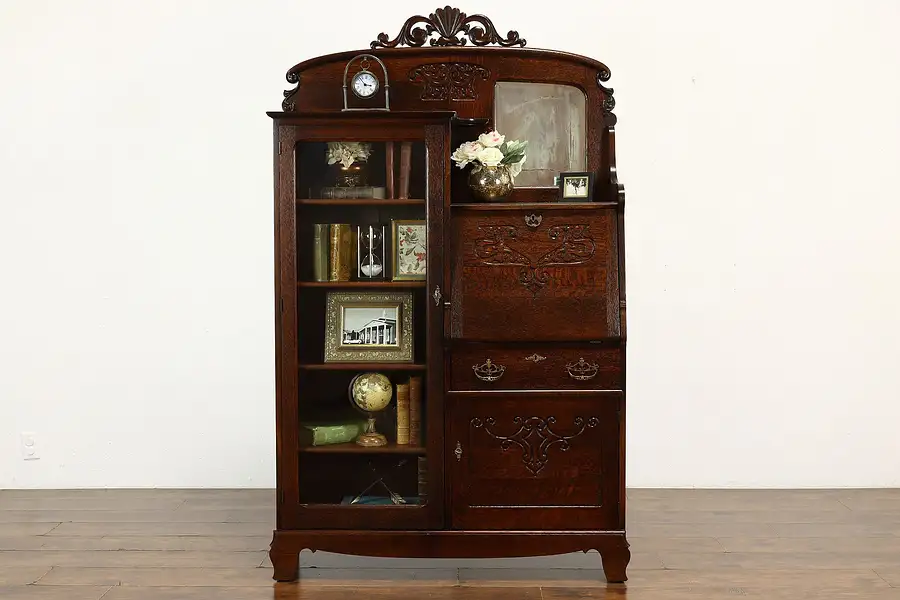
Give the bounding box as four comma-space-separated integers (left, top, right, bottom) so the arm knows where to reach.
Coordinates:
21, 432, 39, 460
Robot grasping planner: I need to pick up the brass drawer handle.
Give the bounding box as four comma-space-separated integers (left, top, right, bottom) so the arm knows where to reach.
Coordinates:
473, 359, 505, 382
566, 358, 599, 381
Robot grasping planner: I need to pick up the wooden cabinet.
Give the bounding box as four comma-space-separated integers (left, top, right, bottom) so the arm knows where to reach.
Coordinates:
267, 6, 630, 585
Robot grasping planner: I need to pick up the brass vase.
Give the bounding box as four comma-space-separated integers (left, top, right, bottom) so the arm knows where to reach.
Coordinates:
335, 162, 367, 187
468, 164, 513, 202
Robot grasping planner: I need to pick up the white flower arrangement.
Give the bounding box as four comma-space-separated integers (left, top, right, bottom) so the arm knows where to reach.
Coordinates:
451, 131, 528, 179
326, 141, 372, 169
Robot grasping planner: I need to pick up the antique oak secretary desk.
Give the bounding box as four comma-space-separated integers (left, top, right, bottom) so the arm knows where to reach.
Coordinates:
267, 6, 629, 583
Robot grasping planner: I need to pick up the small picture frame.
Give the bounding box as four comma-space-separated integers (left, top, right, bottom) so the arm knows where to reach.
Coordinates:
324, 291, 414, 363
391, 219, 426, 281
557, 171, 594, 201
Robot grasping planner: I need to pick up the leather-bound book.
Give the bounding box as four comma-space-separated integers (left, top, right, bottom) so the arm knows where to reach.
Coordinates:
408, 375, 422, 446
417, 457, 427, 500
328, 223, 353, 282
385, 141, 395, 199
398, 142, 412, 199
396, 382, 410, 445
312, 223, 329, 282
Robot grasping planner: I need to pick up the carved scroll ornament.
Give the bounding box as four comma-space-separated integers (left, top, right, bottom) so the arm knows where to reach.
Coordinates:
409, 63, 491, 101
474, 224, 596, 295
472, 416, 599, 475
371, 6, 526, 48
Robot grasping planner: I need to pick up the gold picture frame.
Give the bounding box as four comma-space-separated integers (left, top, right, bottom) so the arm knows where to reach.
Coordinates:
391, 219, 427, 281
324, 291, 414, 363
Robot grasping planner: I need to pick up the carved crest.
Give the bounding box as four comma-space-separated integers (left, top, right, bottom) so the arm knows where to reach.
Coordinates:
474, 224, 597, 296
371, 6, 526, 49
409, 63, 491, 101
472, 416, 599, 475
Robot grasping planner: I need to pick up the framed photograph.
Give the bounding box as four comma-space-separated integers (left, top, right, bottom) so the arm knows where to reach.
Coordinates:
391, 219, 426, 281
558, 171, 594, 201
324, 291, 414, 363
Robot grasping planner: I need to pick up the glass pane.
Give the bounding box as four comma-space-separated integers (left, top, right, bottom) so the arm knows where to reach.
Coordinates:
295, 140, 427, 201
293, 138, 430, 508
493, 82, 587, 187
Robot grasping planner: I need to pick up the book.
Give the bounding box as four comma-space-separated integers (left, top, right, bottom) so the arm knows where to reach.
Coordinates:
312, 223, 329, 282
299, 420, 367, 447
396, 382, 410, 445
409, 375, 422, 446
319, 186, 386, 199
385, 141, 395, 199
398, 142, 412, 199
417, 457, 427, 500
328, 223, 353, 281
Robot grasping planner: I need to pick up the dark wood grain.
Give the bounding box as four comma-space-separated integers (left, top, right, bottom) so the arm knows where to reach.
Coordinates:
447, 391, 621, 531
448, 207, 620, 341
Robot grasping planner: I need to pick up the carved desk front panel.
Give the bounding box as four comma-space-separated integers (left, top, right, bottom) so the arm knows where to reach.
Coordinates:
449, 206, 620, 342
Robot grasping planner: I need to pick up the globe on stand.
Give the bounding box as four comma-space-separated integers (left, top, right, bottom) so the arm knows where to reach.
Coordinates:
348, 372, 393, 447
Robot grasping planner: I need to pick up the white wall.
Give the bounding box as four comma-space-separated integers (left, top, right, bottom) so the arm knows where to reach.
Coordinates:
1, 0, 898, 489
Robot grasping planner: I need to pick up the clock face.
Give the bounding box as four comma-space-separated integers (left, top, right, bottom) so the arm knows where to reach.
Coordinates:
352, 71, 379, 99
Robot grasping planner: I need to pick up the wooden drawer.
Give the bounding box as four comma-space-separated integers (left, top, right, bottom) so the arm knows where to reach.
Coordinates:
450, 345, 622, 391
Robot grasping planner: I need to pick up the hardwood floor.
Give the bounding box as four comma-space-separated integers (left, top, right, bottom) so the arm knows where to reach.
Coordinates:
0, 489, 898, 598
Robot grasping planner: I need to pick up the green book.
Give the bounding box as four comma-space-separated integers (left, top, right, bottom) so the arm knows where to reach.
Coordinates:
300, 420, 367, 446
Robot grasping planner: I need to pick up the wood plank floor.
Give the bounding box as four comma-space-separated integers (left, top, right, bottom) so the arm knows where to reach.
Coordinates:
0, 489, 898, 599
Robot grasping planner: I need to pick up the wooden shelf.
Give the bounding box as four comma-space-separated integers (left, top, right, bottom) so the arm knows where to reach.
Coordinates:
297, 198, 426, 206
298, 281, 426, 288
299, 363, 427, 371
451, 202, 617, 210
299, 442, 426, 454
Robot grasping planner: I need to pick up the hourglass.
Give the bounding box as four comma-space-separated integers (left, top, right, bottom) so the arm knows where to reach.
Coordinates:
357, 224, 386, 279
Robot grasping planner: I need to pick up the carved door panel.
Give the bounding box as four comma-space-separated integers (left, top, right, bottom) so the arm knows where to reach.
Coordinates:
448, 206, 620, 341
448, 391, 621, 530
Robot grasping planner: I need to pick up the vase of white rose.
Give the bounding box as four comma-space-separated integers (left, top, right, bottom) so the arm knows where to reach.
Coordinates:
326, 141, 372, 187
451, 131, 527, 202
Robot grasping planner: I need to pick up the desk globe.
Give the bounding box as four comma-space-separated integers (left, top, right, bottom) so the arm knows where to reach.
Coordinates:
348, 372, 393, 447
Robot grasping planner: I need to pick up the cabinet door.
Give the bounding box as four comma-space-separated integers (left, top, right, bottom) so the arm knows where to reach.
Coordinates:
448, 206, 620, 342
448, 391, 621, 530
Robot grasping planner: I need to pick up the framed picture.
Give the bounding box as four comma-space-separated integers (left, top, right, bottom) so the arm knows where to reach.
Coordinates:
324, 291, 414, 363
557, 171, 594, 201
391, 219, 426, 281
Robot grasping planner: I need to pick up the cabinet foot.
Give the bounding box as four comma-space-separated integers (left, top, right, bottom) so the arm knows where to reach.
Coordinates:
269, 531, 300, 582
599, 537, 631, 583
270, 550, 300, 582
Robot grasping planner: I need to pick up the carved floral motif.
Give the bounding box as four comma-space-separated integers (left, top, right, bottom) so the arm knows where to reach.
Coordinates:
474, 224, 596, 295
409, 63, 491, 101
371, 6, 526, 48
471, 416, 599, 475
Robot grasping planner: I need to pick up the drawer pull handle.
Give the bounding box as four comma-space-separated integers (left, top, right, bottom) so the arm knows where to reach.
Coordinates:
566, 358, 599, 381
473, 359, 505, 382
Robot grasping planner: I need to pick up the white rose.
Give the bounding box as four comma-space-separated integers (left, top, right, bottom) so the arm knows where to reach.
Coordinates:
461, 141, 482, 160
476, 146, 503, 167
478, 131, 505, 148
